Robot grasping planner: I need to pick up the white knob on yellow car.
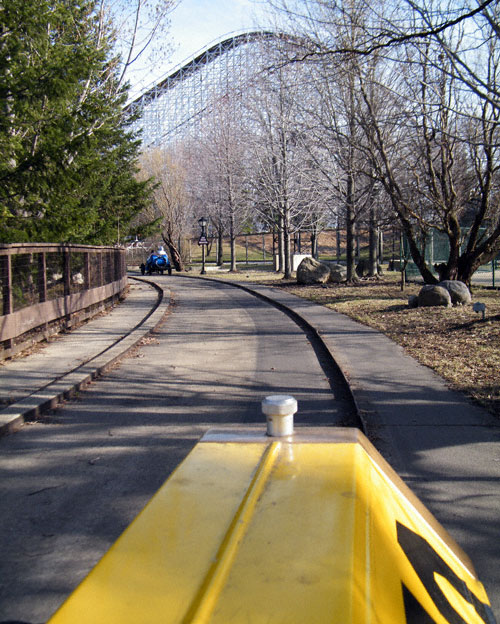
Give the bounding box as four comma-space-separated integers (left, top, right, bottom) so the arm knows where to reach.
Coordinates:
262, 395, 297, 437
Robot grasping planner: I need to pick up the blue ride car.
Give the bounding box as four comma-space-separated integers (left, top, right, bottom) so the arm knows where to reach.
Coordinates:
141, 247, 172, 276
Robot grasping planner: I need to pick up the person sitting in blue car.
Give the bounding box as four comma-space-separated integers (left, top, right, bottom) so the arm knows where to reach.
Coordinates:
141, 247, 172, 275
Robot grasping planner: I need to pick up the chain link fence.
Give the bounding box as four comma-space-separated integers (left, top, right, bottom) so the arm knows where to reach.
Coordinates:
402, 230, 499, 287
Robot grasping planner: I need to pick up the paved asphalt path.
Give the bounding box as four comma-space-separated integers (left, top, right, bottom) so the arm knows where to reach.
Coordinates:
0, 276, 354, 623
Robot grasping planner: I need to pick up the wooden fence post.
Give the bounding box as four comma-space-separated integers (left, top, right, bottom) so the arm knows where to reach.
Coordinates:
84, 252, 90, 289
1, 254, 12, 316
63, 249, 71, 297
99, 252, 103, 287
38, 253, 47, 303
1, 254, 13, 350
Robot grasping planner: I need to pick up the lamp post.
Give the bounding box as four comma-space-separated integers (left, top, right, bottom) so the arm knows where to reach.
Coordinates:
198, 217, 208, 274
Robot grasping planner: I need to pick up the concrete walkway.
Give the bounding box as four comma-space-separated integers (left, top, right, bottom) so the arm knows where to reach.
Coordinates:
0, 272, 499, 617
0, 278, 170, 435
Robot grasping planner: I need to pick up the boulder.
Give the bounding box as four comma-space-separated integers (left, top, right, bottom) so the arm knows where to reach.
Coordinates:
408, 295, 419, 309
297, 257, 331, 285
417, 285, 452, 308
437, 280, 471, 305
325, 262, 347, 283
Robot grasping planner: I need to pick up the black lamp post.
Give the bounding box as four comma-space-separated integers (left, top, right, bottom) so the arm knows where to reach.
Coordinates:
198, 217, 208, 274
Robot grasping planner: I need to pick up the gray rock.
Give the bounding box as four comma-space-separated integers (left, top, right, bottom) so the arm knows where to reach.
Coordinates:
408, 295, 419, 309
297, 257, 331, 285
324, 262, 347, 283
437, 280, 471, 305
418, 285, 452, 308
330, 268, 347, 283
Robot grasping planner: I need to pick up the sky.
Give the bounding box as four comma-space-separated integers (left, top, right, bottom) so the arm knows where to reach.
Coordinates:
168, 0, 271, 65
127, 0, 274, 98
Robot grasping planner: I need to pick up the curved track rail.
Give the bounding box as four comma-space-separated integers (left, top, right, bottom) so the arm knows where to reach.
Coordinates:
201, 276, 366, 433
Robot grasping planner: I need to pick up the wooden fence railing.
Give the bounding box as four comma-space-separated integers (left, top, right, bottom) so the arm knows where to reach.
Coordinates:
0, 243, 127, 358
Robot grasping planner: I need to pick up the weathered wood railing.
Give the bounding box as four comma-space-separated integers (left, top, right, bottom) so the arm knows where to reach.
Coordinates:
0, 243, 127, 358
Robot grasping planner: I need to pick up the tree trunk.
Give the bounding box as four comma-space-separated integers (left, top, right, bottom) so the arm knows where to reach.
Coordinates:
217, 228, 224, 266
345, 172, 357, 281
277, 216, 284, 273
457, 253, 485, 286
402, 224, 437, 284
163, 236, 183, 271
310, 233, 315, 258
368, 205, 378, 276
434, 215, 462, 281
311, 232, 318, 259
229, 211, 237, 272
283, 219, 292, 279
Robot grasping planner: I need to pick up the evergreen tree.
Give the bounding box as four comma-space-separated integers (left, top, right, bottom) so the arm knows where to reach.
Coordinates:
0, 0, 151, 243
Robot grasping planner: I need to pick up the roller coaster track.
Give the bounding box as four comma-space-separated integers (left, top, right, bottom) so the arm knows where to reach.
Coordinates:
125, 30, 282, 148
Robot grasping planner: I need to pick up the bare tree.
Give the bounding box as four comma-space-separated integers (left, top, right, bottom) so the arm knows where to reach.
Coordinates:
268, 0, 500, 283
303, 62, 373, 279
245, 39, 328, 278
267, 0, 498, 108
356, 31, 500, 284
404, 0, 500, 112
288, 1, 388, 280
189, 98, 251, 272
137, 148, 192, 270
103, 0, 178, 94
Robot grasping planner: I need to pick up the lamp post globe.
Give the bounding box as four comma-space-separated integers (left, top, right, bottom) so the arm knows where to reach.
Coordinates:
198, 217, 208, 240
